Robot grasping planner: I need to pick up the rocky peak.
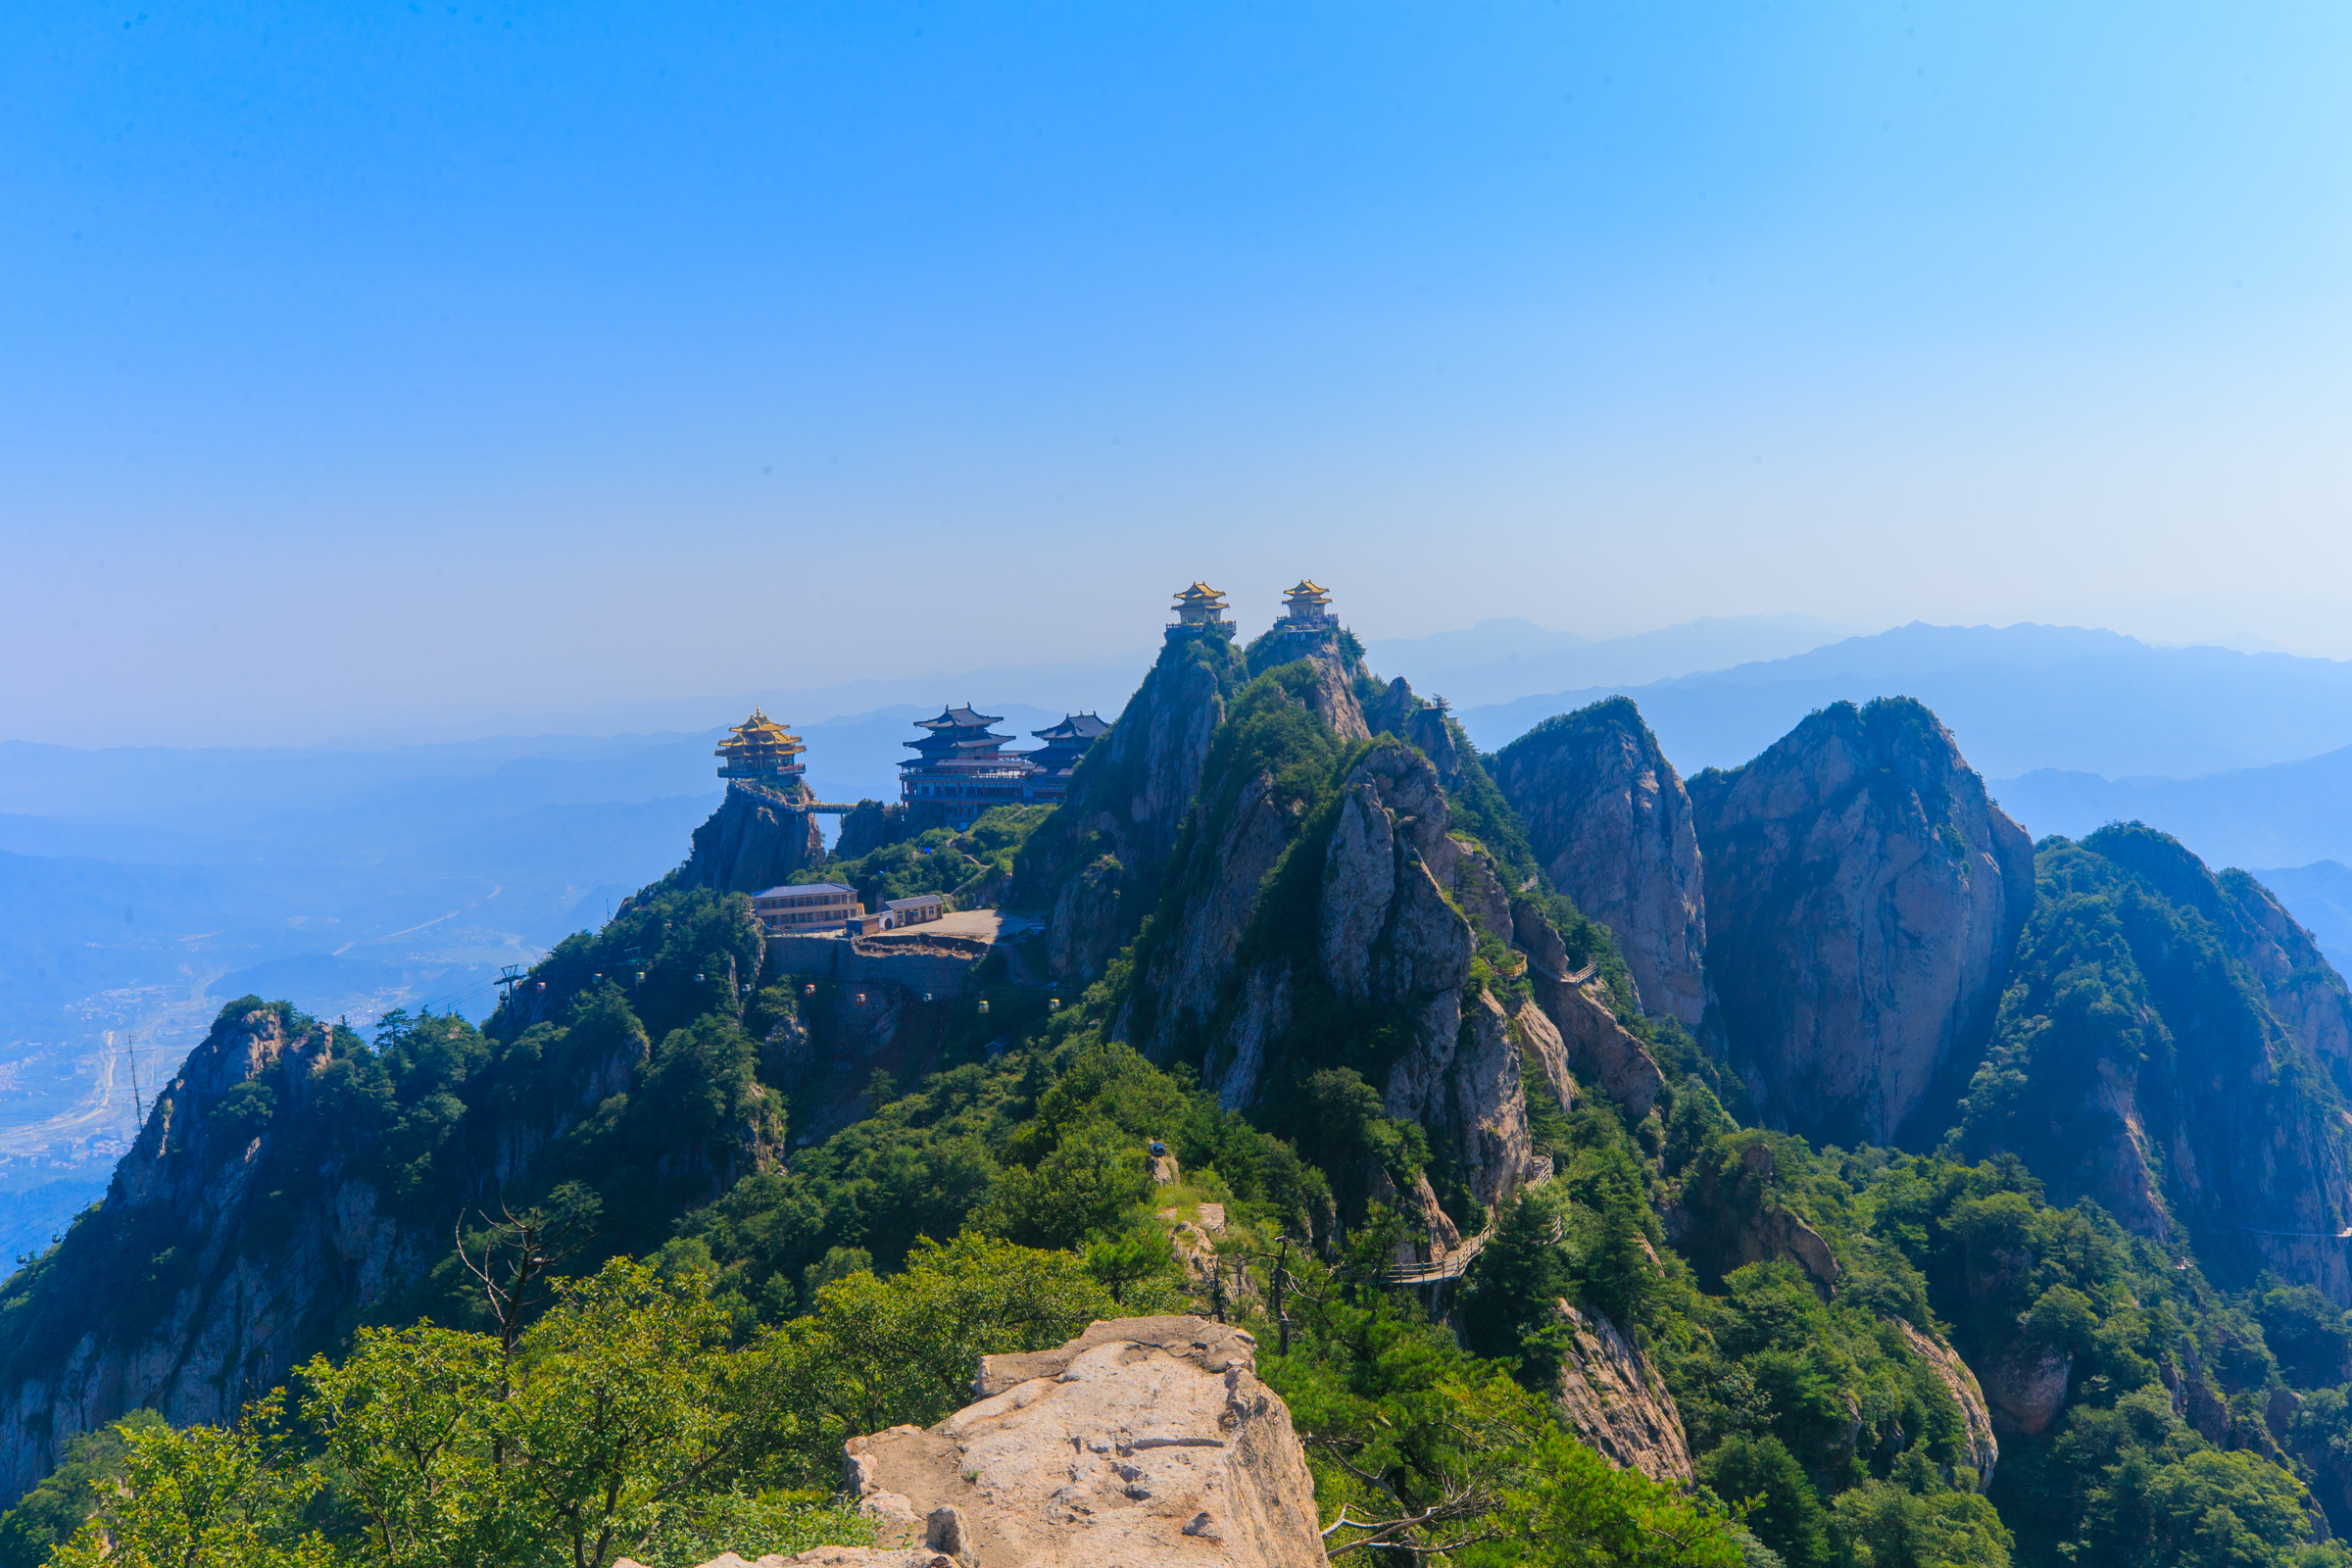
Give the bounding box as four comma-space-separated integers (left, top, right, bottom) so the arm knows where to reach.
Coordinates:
1020, 637, 1247, 976
1690, 697, 2034, 1147
685, 783, 826, 895
1955, 826, 2352, 1302
1491, 697, 1710, 1030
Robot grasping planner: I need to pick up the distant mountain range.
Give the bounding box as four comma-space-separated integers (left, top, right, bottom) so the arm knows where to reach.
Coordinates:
1990, 745, 2352, 873
1365, 613, 1866, 709
1457, 621, 2352, 781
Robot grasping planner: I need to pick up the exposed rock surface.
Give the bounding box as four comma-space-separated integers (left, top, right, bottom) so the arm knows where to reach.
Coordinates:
1047, 855, 1127, 981
2219, 868, 2352, 1096
1889, 1318, 1999, 1486
1019, 637, 1246, 978
1550, 1300, 1694, 1484
1296, 643, 1370, 744
841, 1316, 1329, 1568
1492, 698, 1710, 1029
1512, 902, 1664, 1118
686, 783, 827, 895
1690, 697, 2034, 1147
834, 800, 907, 860
0, 998, 676, 1503
1980, 1346, 2072, 1437
1676, 1138, 1841, 1299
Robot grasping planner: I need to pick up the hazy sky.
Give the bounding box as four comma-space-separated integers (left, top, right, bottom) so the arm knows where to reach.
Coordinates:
7, 1, 2349, 745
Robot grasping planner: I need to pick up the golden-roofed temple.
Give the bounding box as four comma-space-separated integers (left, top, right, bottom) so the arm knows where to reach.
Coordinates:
1168, 581, 1238, 640
1282, 578, 1333, 621
714, 708, 808, 784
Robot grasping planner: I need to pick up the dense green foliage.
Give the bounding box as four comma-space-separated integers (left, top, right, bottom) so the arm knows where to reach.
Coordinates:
808, 803, 1051, 912
1956, 825, 2352, 1294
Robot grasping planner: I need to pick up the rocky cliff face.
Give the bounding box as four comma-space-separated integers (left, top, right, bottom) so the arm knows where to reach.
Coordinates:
1689, 697, 2035, 1147
837, 1316, 1328, 1568
686, 783, 826, 894
1127, 717, 1548, 1222
1890, 1317, 2000, 1485
1549, 1300, 1693, 1484
1016, 636, 1248, 979
1492, 698, 1711, 1030
0, 1005, 450, 1503
1085, 650, 1571, 1251
1955, 824, 2352, 1302
0, 891, 781, 1505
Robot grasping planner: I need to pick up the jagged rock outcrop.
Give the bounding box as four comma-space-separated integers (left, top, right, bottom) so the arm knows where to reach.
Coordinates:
1675, 1137, 1842, 1298
1296, 643, 1370, 744
834, 800, 906, 860
2217, 868, 2352, 1096
1110, 674, 1544, 1218
1955, 824, 2352, 1301
1513, 905, 1664, 1118
1017, 637, 1246, 978
1550, 1300, 1694, 1484
1046, 855, 1125, 980
0, 889, 781, 1504
0, 1004, 431, 1502
1980, 1346, 2073, 1437
1689, 697, 2034, 1147
840, 1316, 1328, 1568
686, 783, 826, 894
1889, 1318, 1999, 1486
1361, 678, 1465, 790
1492, 698, 1711, 1029
1191, 738, 1536, 1211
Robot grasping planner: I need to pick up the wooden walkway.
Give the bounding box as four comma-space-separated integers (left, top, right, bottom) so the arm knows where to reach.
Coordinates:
1382, 1154, 1555, 1286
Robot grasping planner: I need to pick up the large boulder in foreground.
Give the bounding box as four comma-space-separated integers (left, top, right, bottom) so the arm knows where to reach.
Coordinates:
1492, 698, 1711, 1030
830, 1316, 1329, 1568
1690, 697, 2034, 1147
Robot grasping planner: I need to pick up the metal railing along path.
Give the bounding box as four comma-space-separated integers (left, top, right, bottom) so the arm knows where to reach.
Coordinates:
1382, 1154, 1555, 1286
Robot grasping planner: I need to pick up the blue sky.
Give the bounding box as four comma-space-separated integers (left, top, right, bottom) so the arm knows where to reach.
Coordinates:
6, 1, 2348, 744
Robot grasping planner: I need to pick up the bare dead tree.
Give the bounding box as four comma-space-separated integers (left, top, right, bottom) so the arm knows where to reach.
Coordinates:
453, 1188, 604, 1371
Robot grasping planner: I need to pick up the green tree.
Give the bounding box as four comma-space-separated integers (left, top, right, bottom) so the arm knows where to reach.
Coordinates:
0, 1410, 166, 1568
770, 1234, 1114, 1476
299, 1324, 508, 1568
48, 1395, 329, 1568
1700, 1435, 1828, 1568
498, 1259, 778, 1568
1456, 1190, 1574, 1389
1829, 1472, 2011, 1568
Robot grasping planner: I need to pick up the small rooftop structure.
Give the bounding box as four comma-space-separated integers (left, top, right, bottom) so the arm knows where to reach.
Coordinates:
1168, 581, 1237, 641
880, 893, 947, 930
1021, 711, 1111, 807
715, 708, 808, 784
1281, 579, 1333, 621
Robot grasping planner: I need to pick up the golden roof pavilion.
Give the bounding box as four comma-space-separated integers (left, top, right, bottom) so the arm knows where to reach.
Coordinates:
1282, 579, 1332, 619
715, 708, 808, 782
1172, 581, 1230, 621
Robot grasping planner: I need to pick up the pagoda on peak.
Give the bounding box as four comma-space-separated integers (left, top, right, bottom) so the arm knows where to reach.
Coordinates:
1266, 576, 1341, 653
900, 705, 1034, 828
1280, 579, 1333, 624
714, 708, 808, 787
1167, 581, 1237, 642
1021, 712, 1111, 806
